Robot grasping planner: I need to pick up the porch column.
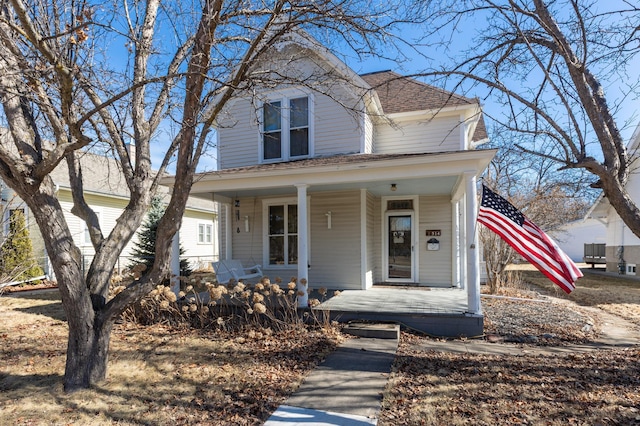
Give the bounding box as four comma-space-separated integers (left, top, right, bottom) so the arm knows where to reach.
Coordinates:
451, 199, 460, 288
459, 197, 467, 290
170, 231, 181, 295
296, 184, 309, 308
360, 188, 373, 289
464, 172, 481, 314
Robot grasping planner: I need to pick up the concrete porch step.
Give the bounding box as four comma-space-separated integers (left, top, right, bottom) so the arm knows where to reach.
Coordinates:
343, 322, 400, 339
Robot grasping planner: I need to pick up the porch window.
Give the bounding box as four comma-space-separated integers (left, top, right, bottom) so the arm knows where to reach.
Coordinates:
267, 203, 298, 266
262, 95, 310, 162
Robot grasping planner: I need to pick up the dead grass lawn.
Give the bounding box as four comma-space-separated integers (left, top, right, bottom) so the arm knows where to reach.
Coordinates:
519, 268, 640, 327
0, 290, 341, 425
379, 333, 640, 426
3, 268, 640, 426
378, 267, 640, 425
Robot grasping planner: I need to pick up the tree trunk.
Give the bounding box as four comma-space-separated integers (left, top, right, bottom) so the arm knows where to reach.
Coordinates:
63, 313, 113, 391
20, 179, 115, 390
599, 173, 640, 239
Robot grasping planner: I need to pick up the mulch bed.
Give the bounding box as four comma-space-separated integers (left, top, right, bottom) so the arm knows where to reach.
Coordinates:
481, 295, 598, 345
1, 280, 58, 293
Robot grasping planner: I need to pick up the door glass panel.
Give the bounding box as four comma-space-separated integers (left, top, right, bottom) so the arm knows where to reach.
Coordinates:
388, 215, 412, 279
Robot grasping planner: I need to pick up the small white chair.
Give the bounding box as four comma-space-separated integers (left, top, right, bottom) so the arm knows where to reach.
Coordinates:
212, 260, 263, 284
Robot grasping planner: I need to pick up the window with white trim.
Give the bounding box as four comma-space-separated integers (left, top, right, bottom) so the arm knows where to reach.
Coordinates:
198, 222, 213, 244
262, 94, 311, 162
266, 202, 298, 266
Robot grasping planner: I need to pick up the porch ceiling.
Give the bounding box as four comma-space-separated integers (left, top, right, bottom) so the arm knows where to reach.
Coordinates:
174, 149, 497, 201
199, 175, 459, 199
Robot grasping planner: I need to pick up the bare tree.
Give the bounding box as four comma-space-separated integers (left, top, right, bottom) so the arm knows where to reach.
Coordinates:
481, 129, 594, 291
0, 0, 402, 391
413, 0, 640, 236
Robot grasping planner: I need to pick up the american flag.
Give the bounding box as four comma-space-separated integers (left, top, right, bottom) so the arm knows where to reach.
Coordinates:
478, 185, 582, 293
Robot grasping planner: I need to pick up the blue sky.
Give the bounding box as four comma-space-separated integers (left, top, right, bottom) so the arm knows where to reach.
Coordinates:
155, 4, 640, 173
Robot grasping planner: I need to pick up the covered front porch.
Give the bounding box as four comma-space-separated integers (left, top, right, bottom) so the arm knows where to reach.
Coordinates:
165, 151, 495, 327
312, 286, 482, 337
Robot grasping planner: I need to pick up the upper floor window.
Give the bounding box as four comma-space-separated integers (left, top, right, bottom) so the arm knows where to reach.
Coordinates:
262, 95, 311, 162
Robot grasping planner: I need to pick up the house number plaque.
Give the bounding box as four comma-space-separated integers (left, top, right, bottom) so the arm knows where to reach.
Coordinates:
425, 230, 441, 236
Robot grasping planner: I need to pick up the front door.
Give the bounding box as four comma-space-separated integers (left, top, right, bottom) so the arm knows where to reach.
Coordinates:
387, 214, 414, 282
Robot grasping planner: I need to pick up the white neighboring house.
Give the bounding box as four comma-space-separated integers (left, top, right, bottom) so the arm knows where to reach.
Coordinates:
163, 31, 495, 315
552, 218, 606, 263
586, 121, 640, 275
0, 151, 217, 280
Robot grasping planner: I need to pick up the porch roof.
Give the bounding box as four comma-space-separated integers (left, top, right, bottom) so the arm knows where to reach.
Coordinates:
174, 149, 496, 201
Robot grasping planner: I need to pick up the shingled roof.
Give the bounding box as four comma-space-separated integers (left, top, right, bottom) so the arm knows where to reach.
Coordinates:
361, 70, 488, 142
360, 70, 476, 114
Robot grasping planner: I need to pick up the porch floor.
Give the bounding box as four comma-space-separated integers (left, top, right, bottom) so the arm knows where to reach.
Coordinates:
312, 287, 483, 338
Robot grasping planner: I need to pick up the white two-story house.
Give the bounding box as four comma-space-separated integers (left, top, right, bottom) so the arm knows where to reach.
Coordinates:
179, 33, 495, 315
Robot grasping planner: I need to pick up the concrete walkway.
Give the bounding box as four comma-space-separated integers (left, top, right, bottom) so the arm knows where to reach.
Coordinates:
263, 295, 640, 426
265, 336, 398, 426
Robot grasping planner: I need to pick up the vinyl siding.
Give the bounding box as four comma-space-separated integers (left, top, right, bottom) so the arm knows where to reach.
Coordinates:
218, 91, 364, 169
223, 192, 455, 289
227, 197, 264, 269
218, 99, 260, 169
418, 195, 452, 286
218, 206, 228, 262
217, 48, 369, 170
179, 211, 217, 270
374, 115, 463, 154
56, 191, 132, 256
308, 191, 362, 289
57, 189, 216, 272
313, 92, 363, 157
225, 192, 362, 289
372, 196, 383, 283
363, 114, 374, 154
